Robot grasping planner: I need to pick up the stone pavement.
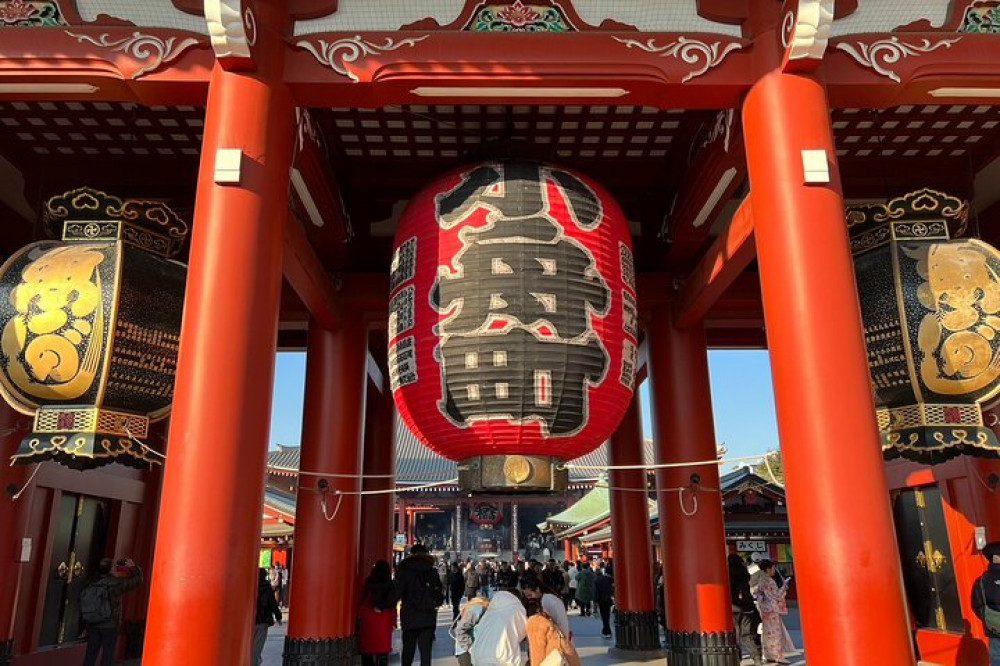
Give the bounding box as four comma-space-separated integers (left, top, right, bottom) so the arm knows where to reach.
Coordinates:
261, 602, 807, 665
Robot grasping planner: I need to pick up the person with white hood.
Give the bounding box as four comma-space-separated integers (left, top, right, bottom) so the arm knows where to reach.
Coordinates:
469, 590, 527, 666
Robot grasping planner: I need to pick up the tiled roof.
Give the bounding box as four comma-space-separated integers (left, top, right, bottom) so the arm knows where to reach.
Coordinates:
539, 481, 609, 531
268, 446, 301, 472
263, 487, 297, 519
268, 418, 656, 485
539, 479, 656, 539
720, 466, 785, 498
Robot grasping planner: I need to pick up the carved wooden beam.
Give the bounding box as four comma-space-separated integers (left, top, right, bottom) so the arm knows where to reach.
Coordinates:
664, 109, 746, 266
282, 211, 343, 332
291, 109, 352, 249
673, 196, 755, 328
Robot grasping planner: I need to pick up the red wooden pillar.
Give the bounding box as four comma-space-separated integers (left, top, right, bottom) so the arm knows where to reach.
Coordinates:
744, 70, 914, 665
358, 382, 396, 580
286, 320, 367, 664
609, 395, 659, 651
0, 405, 30, 666
647, 313, 735, 663
121, 422, 166, 659
142, 29, 294, 665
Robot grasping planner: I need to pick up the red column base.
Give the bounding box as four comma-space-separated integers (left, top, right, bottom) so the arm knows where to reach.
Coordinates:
614, 610, 662, 652
664, 631, 739, 665
282, 636, 355, 665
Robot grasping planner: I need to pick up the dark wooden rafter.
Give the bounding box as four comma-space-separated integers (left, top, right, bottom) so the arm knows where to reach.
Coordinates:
366, 328, 388, 395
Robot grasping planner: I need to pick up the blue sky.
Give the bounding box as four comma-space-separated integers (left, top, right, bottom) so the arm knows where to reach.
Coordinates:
268, 349, 781, 467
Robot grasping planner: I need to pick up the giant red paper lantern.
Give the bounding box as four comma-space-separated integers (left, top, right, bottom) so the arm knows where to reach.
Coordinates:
388, 160, 637, 492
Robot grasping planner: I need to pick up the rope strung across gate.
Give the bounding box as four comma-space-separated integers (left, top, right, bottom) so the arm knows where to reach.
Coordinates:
314, 477, 461, 521
559, 452, 769, 472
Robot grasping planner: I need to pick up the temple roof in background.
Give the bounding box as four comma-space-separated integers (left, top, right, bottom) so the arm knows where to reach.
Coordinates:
266, 418, 656, 485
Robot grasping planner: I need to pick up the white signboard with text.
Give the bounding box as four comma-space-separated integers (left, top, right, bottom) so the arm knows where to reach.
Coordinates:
737, 540, 767, 553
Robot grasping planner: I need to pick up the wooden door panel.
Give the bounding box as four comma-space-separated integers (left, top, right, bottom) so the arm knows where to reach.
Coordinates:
37, 494, 78, 647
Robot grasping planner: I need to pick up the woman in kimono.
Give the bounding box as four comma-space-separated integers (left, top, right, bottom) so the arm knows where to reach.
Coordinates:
755, 559, 791, 665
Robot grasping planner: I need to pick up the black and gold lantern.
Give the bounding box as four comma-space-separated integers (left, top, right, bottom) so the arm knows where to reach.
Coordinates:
0, 187, 187, 469
849, 188, 1000, 462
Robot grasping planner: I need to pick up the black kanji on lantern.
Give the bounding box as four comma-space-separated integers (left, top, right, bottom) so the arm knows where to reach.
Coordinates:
432, 161, 611, 436
436, 161, 603, 231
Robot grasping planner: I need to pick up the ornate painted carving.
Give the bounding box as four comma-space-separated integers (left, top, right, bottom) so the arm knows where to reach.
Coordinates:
296, 34, 429, 82
961, 1, 1000, 33
835, 36, 962, 83
467, 1, 572, 32
204, 0, 256, 66
698, 109, 734, 154
0, 0, 65, 26
612, 36, 744, 83
64, 30, 202, 78
294, 0, 742, 36
781, 0, 834, 71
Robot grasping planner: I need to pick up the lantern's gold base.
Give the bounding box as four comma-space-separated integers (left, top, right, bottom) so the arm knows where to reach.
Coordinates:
11, 431, 161, 470
458, 454, 568, 494
881, 425, 1000, 465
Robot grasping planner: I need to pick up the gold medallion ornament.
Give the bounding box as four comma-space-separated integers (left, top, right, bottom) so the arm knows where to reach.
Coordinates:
849, 188, 1000, 463
503, 455, 533, 484
0, 187, 189, 470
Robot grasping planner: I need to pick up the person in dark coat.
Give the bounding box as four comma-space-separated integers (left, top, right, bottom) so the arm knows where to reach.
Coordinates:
396, 543, 443, 666
81, 558, 143, 666
358, 560, 399, 666
574, 562, 595, 617
497, 561, 519, 590
972, 541, 1000, 665
449, 562, 467, 620
728, 554, 763, 666
252, 568, 282, 666
542, 559, 565, 598
594, 567, 615, 639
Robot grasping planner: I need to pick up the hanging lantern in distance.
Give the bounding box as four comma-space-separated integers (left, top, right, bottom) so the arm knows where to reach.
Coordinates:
388, 160, 637, 493
0, 187, 188, 469
849, 188, 1000, 463
469, 502, 503, 527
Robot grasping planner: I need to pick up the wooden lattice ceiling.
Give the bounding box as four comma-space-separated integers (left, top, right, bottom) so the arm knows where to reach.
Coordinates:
832, 104, 1000, 164
322, 104, 695, 162
0, 101, 205, 158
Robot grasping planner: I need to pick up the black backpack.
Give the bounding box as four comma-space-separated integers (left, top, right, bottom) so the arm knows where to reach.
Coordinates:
409, 568, 445, 612
80, 579, 112, 624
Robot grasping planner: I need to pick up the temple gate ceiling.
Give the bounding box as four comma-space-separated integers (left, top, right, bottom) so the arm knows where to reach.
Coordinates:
2, 1, 995, 36
3, 97, 1000, 269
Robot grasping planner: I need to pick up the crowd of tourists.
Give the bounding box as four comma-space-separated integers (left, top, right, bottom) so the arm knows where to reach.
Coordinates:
268, 563, 290, 609
248, 545, 806, 666
356, 545, 615, 666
